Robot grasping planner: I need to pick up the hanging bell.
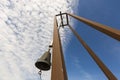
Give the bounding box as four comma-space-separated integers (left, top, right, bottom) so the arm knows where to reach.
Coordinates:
35, 51, 51, 71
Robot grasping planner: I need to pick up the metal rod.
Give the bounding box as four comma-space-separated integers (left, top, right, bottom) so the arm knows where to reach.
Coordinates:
51, 16, 68, 80
56, 13, 66, 16
60, 11, 64, 27
66, 14, 69, 25
67, 13, 120, 41
68, 24, 117, 80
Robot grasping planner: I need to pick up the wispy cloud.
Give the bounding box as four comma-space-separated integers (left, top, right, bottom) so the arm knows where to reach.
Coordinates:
0, 0, 78, 80
73, 58, 94, 80
70, 56, 107, 80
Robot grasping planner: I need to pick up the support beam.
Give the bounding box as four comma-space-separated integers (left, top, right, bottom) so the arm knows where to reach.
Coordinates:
51, 17, 68, 80
67, 13, 120, 41
68, 25, 117, 80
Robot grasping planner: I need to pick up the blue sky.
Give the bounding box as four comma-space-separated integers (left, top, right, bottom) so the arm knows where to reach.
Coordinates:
63, 0, 120, 80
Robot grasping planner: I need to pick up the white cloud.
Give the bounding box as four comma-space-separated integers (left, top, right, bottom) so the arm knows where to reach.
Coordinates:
0, 0, 78, 80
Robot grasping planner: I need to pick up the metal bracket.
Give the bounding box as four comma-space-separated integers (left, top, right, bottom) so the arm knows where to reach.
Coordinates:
56, 11, 69, 28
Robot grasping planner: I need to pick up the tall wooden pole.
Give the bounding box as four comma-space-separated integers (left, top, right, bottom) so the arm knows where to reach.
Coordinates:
68, 25, 117, 80
67, 13, 120, 41
51, 16, 68, 80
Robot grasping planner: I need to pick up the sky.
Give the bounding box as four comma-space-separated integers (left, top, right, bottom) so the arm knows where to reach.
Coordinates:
64, 0, 120, 80
0, 0, 77, 80
0, 0, 120, 80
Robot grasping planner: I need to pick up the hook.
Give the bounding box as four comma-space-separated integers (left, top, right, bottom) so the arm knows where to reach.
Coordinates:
38, 70, 42, 80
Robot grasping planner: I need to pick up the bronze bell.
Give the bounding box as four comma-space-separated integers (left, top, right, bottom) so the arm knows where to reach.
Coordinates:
35, 51, 51, 71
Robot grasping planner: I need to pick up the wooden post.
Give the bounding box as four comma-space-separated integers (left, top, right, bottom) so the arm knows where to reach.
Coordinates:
67, 13, 120, 41
51, 16, 68, 80
68, 25, 117, 80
